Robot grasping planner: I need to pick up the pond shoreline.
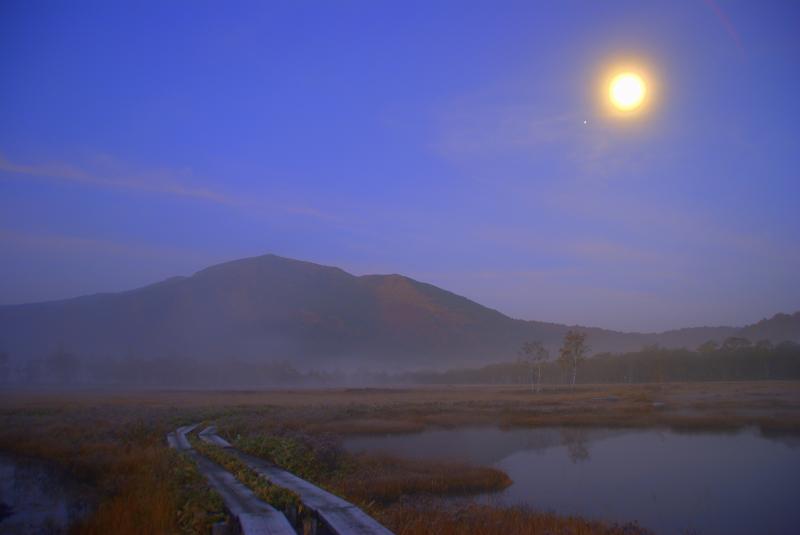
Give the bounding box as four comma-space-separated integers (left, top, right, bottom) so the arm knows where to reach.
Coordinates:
0, 453, 94, 535
1, 382, 797, 535
343, 425, 800, 535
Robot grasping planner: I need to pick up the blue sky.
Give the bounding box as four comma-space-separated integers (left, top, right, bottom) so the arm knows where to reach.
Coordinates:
1, 0, 798, 331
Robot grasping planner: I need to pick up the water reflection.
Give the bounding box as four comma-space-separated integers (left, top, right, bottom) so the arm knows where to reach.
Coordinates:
560, 428, 591, 463
344, 427, 800, 535
0, 455, 91, 534
344, 426, 627, 465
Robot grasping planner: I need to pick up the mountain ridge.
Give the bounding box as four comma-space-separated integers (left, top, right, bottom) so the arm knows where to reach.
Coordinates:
0, 253, 797, 367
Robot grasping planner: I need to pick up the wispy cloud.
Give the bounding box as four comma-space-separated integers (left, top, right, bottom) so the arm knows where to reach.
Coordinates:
0, 153, 241, 206
471, 224, 682, 276
565, 239, 666, 266
543, 184, 800, 266
433, 92, 657, 194
703, 0, 745, 60
436, 106, 578, 156
0, 228, 213, 262
0, 153, 342, 222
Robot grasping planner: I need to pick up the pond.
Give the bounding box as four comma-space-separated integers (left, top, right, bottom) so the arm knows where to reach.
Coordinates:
0, 454, 92, 534
344, 427, 800, 535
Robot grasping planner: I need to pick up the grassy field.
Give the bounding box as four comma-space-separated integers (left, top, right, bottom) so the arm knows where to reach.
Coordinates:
1, 381, 798, 534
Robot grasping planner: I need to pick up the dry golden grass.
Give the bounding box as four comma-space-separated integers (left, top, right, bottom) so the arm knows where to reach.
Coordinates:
0, 381, 797, 534
376, 503, 653, 535
189, 381, 800, 437
310, 417, 426, 435
3, 381, 798, 419
71, 446, 176, 535
335, 453, 512, 504
0, 408, 224, 535
71, 445, 226, 535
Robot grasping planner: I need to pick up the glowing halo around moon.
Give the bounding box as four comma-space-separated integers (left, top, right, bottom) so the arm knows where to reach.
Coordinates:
591, 61, 663, 120
609, 72, 646, 111
594, 60, 659, 121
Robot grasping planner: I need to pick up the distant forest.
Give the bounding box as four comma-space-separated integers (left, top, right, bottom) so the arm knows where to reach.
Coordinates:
1, 336, 799, 388
407, 338, 800, 386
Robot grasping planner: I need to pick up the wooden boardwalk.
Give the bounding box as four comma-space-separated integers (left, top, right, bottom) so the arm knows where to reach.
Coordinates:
198, 425, 394, 535
167, 425, 296, 535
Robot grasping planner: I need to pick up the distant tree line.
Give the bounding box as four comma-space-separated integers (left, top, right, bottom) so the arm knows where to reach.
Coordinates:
1, 334, 799, 388
0, 349, 341, 388
404, 336, 800, 385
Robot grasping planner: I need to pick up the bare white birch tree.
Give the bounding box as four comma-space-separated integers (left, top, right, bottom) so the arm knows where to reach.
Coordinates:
519, 340, 549, 392
558, 330, 589, 389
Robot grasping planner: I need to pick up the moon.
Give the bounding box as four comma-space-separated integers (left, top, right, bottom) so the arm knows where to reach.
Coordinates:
609, 72, 646, 111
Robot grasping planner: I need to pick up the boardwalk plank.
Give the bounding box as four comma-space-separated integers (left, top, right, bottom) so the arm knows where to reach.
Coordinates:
200, 425, 234, 448
199, 427, 394, 535
168, 425, 295, 535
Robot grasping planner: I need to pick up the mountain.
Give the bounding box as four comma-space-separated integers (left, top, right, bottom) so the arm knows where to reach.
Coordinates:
0, 254, 797, 368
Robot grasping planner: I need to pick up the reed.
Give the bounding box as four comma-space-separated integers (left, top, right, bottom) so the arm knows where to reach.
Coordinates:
376, 502, 654, 535
337, 453, 512, 504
